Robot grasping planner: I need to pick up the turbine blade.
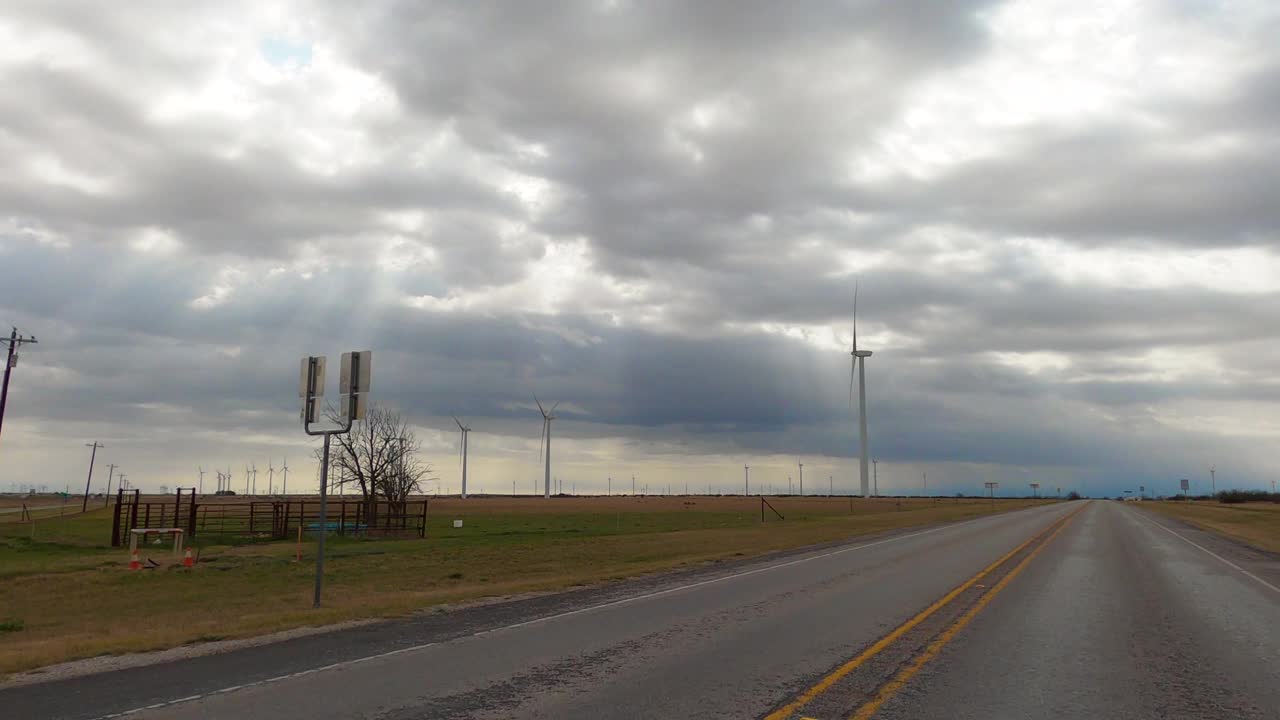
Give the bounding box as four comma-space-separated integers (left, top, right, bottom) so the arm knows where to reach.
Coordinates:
534, 394, 546, 416
453, 415, 464, 430
849, 358, 856, 407
550, 400, 561, 414
852, 280, 859, 353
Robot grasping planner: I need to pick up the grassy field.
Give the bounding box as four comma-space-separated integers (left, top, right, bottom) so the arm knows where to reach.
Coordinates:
0, 494, 1052, 677
1143, 500, 1280, 553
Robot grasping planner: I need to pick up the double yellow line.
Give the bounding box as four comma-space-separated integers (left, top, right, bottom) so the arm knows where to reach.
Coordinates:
767, 505, 1084, 720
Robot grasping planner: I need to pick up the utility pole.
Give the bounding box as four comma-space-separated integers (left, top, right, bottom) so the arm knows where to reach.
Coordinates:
872, 459, 878, 497
0, 327, 39, 451
104, 463, 118, 506
117, 473, 126, 492
81, 442, 103, 511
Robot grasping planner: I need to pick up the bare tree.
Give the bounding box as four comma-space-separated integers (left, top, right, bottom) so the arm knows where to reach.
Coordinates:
318, 403, 433, 506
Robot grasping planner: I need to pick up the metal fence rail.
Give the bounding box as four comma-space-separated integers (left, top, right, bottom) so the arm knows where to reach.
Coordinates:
110, 490, 426, 545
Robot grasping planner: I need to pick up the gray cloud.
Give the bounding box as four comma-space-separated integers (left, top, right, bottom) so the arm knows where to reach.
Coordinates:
2, 1, 1278, 495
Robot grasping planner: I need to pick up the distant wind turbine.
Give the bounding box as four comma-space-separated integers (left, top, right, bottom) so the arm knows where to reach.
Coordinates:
536, 396, 559, 499
268, 460, 275, 494
850, 281, 874, 498
282, 458, 289, 495
454, 416, 472, 499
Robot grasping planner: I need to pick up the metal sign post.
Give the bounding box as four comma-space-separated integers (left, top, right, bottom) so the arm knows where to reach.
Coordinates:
300, 351, 370, 608
984, 481, 999, 506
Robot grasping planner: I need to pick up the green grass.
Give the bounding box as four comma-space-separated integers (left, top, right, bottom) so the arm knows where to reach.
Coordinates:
0, 497, 1052, 676
1143, 501, 1280, 553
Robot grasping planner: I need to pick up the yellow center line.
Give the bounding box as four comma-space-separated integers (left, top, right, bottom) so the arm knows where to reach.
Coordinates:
848, 509, 1079, 719
765, 507, 1082, 720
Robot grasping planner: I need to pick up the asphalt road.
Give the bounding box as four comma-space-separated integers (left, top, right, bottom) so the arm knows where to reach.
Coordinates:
5, 500, 1277, 719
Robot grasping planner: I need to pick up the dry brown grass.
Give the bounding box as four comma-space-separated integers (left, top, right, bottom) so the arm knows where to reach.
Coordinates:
1143, 501, 1280, 553
0, 496, 1051, 676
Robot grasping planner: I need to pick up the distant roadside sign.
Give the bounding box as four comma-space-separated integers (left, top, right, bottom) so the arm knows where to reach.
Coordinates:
1180, 478, 1190, 491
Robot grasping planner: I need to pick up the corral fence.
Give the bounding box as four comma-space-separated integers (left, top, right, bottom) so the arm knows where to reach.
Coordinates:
110, 487, 427, 546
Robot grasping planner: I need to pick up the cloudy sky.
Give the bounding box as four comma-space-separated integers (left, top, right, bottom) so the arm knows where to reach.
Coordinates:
2, 0, 1278, 498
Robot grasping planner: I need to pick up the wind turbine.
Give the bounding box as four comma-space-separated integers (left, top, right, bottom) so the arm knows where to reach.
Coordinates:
850, 281, 874, 498
251, 462, 258, 495
282, 458, 289, 496
245, 464, 251, 495
198, 466, 205, 495
268, 460, 275, 494
454, 416, 472, 499
536, 396, 559, 499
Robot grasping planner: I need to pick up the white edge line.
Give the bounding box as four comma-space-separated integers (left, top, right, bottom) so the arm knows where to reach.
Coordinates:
94, 504, 1065, 719
1129, 507, 1280, 595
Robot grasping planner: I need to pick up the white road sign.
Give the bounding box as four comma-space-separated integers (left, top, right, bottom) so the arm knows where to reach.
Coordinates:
340, 391, 368, 421
339, 351, 372, 395
299, 356, 326, 398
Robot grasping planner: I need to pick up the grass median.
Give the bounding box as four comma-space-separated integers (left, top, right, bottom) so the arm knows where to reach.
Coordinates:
0, 495, 1051, 677
1141, 500, 1280, 553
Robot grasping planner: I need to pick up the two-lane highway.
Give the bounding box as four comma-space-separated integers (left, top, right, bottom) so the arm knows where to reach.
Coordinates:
5, 500, 1277, 719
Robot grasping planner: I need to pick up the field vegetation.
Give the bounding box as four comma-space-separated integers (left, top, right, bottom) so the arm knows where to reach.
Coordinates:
1143, 499, 1280, 554
1, 493, 1050, 677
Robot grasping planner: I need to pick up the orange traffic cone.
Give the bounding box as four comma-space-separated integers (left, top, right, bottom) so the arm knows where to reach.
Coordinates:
129, 549, 141, 570
182, 547, 194, 568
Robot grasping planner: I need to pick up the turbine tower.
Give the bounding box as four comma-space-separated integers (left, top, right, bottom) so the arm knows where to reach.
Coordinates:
850, 281, 874, 498
536, 396, 559, 499
268, 460, 275, 494
454, 416, 472, 499
282, 458, 289, 496
251, 462, 258, 495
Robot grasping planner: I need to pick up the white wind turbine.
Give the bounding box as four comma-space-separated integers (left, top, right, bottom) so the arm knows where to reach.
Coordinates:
536, 396, 560, 499
268, 460, 275, 494
251, 462, 258, 495
282, 458, 289, 496
454, 416, 472, 499
849, 281, 874, 498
